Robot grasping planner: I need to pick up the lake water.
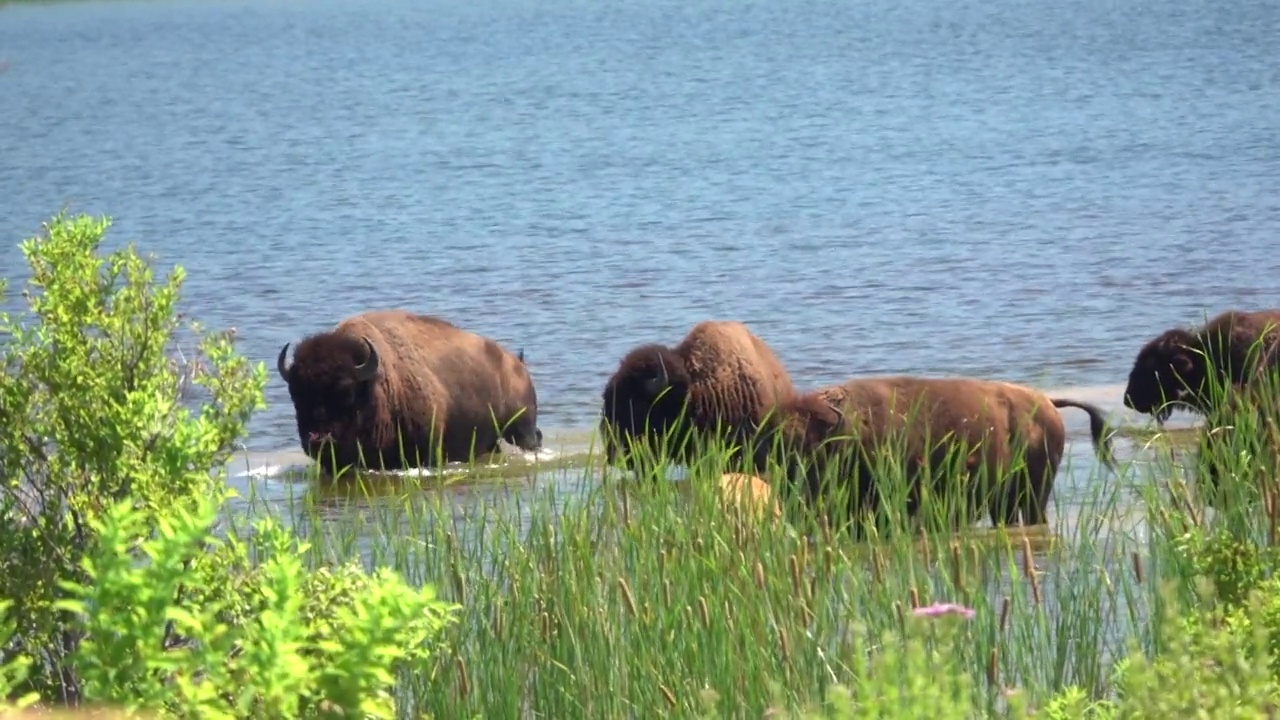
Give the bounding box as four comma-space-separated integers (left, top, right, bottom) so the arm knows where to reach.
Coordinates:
2, 0, 1278, 507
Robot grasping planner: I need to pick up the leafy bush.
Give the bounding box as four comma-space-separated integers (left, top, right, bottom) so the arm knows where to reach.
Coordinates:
0, 212, 262, 702
0, 213, 457, 716
54, 492, 456, 719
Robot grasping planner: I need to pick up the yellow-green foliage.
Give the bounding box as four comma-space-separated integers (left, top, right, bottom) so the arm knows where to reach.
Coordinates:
0, 213, 457, 717
50, 493, 457, 719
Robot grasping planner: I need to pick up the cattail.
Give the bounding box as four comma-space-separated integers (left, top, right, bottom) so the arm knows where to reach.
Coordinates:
999, 596, 1010, 632
456, 655, 471, 699
986, 648, 998, 686
778, 626, 791, 665
951, 541, 963, 593
1131, 552, 1144, 585
910, 586, 920, 609
1184, 490, 1202, 527
789, 555, 803, 597
754, 561, 767, 591
450, 560, 468, 606
659, 684, 677, 708
698, 596, 711, 629
618, 577, 637, 618
1269, 489, 1280, 547
1021, 536, 1042, 606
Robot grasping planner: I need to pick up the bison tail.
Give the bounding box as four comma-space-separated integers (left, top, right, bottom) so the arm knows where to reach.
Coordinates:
1050, 398, 1118, 474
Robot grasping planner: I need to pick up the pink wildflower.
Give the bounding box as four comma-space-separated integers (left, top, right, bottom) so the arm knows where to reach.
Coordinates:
910, 602, 976, 620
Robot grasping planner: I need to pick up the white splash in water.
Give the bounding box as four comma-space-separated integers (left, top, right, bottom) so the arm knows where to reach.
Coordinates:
231, 445, 563, 480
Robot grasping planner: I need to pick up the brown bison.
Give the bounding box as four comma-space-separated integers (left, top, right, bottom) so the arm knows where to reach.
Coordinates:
755, 376, 1117, 532
598, 320, 796, 469
1124, 309, 1280, 423
1192, 357, 1280, 510
276, 309, 542, 473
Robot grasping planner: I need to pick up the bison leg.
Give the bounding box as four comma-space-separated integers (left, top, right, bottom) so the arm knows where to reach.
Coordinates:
984, 469, 1026, 529
1019, 478, 1050, 527
1013, 461, 1054, 528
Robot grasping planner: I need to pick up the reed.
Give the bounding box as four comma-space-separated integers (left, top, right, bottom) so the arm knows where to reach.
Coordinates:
227, 402, 1214, 718
216, 330, 1280, 717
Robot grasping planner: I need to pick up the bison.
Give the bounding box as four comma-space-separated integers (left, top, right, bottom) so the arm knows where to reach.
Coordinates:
754, 376, 1117, 533
1124, 309, 1280, 423
276, 309, 542, 474
1192, 359, 1280, 510
598, 320, 796, 470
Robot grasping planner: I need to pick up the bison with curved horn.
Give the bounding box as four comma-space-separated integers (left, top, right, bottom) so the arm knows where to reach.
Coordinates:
277, 309, 542, 474
598, 320, 797, 470
1124, 308, 1280, 423
755, 376, 1117, 533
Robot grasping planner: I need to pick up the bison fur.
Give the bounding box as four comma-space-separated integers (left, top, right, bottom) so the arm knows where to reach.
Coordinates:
277, 309, 541, 474
755, 376, 1116, 533
1124, 309, 1280, 423
599, 320, 796, 470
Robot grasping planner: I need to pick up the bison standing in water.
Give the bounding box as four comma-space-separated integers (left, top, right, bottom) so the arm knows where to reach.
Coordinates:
598, 320, 796, 469
277, 309, 542, 474
1124, 309, 1280, 423
755, 376, 1116, 532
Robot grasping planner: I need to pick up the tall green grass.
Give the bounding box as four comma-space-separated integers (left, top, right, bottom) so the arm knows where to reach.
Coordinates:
219, 320, 1280, 717
225, 418, 1162, 718
232, 344, 1280, 717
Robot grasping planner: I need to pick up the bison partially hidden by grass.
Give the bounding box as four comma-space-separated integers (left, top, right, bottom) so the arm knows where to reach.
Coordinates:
1191, 356, 1280, 511
755, 376, 1116, 534
1124, 308, 1280, 423
277, 309, 542, 474
598, 320, 797, 471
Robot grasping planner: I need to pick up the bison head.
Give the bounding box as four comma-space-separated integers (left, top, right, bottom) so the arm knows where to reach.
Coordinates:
277, 332, 382, 467
1123, 328, 1204, 422
598, 343, 694, 468
754, 393, 847, 467
752, 392, 852, 512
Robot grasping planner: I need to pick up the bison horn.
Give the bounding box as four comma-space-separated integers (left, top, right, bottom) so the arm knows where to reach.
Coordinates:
276, 343, 292, 381
826, 401, 845, 428
353, 336, 380, 382
643, 358, 670, 397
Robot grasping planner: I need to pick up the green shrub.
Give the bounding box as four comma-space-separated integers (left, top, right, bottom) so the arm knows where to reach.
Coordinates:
51, 491, 456, 719
0, 212, 457, 717
0, 212, 263, 701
